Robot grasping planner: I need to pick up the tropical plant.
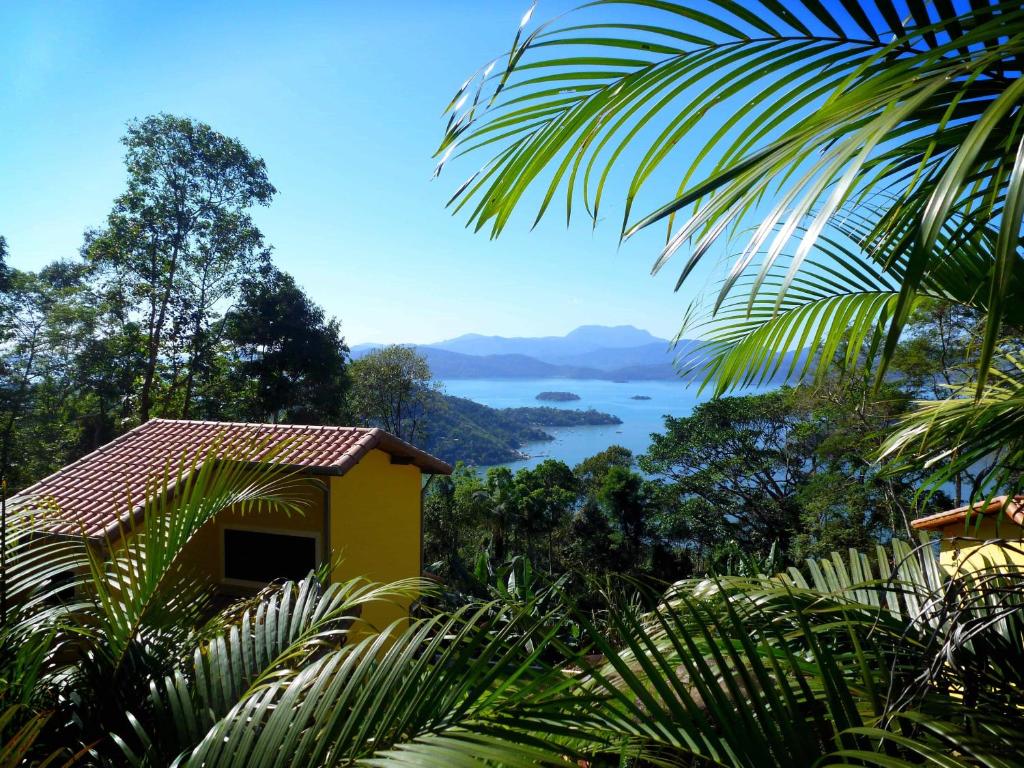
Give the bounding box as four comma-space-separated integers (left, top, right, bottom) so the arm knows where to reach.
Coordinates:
883, 346, 1024, 499
436, 0, 1024, 494
4, 438, 1023, 767
348, 345, 441, 444
0, 439, 344, 763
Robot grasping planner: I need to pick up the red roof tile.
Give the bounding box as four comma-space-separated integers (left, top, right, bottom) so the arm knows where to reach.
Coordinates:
9, 419, 450, 539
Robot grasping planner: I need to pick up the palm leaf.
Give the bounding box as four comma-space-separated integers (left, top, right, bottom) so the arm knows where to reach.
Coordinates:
880, 347, 1024, 498
182, 601, 584, 767
133, 573, 427, 763
439, 0, 1024, 384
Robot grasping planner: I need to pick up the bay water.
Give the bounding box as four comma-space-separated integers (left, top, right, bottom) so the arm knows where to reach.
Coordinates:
442, 378, 720, 470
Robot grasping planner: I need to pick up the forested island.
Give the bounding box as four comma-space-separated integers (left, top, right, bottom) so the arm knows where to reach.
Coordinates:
536, 391, 580, 401
424, 395, 620, 465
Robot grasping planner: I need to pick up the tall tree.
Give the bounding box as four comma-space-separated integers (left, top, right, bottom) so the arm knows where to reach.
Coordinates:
640, 381, 940, 561
224, 265, 350, 424
85, 114, 275, 422
596, 466, 651, 569
348, 346, 440, 443
0, 261, 97, 487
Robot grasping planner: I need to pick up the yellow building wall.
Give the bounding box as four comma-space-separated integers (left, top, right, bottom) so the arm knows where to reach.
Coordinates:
328, 449, 423, 633
169, 453, 423, 635
938, 516, 1024, 574
178, 475, 327, 591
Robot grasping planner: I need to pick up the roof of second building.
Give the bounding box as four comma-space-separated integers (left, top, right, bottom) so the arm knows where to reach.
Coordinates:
911, 495, 1024, 531
10, 418, 451, 539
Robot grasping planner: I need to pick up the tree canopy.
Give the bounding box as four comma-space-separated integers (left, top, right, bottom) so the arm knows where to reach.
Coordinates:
225, 264, 350, 424
85, 113, 276, 422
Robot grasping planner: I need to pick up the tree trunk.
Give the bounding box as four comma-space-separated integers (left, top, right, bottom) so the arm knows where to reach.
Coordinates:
139, 212, 187, 422
0, 324, 41, 483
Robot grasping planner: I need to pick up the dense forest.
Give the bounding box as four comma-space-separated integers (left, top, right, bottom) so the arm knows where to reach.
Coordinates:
424, 360, 981, 595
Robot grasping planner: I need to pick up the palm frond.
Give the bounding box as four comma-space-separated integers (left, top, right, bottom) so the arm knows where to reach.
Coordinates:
134, 573, 427, 762
881, 346, 1024, 497
182, 601, 583, 767
574, 538, 1024, 766
79, 436, 309, 685
440, 0, 1024, 382
1, 436, 313, 760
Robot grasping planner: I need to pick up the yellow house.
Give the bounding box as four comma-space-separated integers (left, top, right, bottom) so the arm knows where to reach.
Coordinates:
10, 418, 451, 629
911, 495, 1024, 573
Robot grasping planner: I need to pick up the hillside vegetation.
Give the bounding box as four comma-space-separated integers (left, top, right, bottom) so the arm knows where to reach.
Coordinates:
422, 394, 620, 466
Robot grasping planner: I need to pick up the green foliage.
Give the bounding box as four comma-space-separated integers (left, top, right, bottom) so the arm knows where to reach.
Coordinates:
437, 0, 1024, 500
0, 443, 312, 763
5, 461, 1023, 766
0, 261, 107, 486
423, 378, 945, 595
883, 347, 1024, 502
349, 346, 441, 444
424, 444, 684, 592
641, 380, 944, 563
85, 114, 276, 423
439, 1, 1024, 389
0, 116, 360, 494
224, 264, 351, 424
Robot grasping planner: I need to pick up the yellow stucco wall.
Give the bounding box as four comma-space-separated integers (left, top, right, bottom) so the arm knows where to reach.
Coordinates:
328, 449, 423, 633
176, 450, 424, 637
937, 516, 1024, 574
178, 475, 327, 590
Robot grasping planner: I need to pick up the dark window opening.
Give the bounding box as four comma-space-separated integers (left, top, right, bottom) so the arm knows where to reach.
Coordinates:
223, 529, 317, 584
46, 569, 75, 605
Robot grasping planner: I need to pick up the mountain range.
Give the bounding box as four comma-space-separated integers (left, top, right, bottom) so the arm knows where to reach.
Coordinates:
351, 325, 700, 381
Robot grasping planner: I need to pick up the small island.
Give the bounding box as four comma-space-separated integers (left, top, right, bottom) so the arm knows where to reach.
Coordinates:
630, 395, 651, 400
536, 391, 581, 402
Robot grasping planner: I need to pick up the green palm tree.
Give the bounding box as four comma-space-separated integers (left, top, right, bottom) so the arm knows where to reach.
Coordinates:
436, 0, 1024, 493
6, 461, 1023, 767
473, 467, 520, 562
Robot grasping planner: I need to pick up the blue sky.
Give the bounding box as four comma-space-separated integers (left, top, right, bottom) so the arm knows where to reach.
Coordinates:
0, 1, 722, 345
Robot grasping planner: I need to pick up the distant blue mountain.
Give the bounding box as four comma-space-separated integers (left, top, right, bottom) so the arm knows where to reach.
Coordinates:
430, 324, 668, 360
351, 325, 678, 379
546, 340, 701, 370
350, 325, 806, 383
417, 348, 601, 379
562, 324, 665, 349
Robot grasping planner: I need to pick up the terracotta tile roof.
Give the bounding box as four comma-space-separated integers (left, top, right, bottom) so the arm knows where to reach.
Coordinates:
911, 495, 1024, 532
9, 418, 450, 539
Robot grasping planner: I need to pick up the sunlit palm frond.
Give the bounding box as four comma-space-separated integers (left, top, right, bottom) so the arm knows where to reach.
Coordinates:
440, 0, 1024, 383
678, 253, 904, 395
1, 437, 313, 759
79, 437, 309, 686
676, 204, 1013, 393
881, 347, 1024, 497
180, 601, 584, 767
129, 573, 427, 763
2, 498, 93, 626
572, 540, 1023, 766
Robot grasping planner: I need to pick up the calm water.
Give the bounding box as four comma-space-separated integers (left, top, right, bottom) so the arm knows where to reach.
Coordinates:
442, 378, 727, 470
